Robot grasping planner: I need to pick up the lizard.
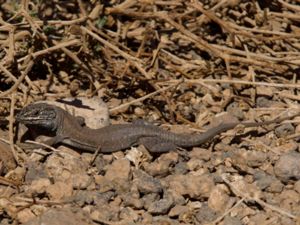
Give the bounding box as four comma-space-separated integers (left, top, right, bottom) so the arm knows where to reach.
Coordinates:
15, 103, 299, 153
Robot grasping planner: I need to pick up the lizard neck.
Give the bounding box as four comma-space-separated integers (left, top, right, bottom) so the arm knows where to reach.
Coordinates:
55, 109, 79, 135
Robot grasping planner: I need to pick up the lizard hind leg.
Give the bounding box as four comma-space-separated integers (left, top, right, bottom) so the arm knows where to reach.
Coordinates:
138, 137, 178, 153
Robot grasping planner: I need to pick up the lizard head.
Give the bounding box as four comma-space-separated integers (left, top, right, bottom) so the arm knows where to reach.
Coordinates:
16, 103, 61, 131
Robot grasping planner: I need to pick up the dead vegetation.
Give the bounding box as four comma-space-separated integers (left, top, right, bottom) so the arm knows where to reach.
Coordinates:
1, 0, 300, 224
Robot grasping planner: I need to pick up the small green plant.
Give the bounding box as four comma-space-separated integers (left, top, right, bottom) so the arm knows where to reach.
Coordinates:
95, 16, 108, 29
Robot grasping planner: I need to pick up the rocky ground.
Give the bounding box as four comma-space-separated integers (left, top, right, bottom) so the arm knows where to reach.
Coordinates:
1, 0, 300, 224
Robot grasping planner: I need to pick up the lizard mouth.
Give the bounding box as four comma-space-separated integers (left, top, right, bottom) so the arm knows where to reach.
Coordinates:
15, 115, 44, 124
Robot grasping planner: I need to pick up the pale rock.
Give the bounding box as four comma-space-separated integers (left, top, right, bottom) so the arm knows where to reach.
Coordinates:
46, 181, 73, 200
105, 158, 131, 181
167, 174, 214, 199
168, 205, 189, 217
231, 179, 261, 199
274, 151, 300, 182
143, 152, 178, 176
208, 184, 230, 212
17, 208, 36, 224
23, 208, 93, 225
27, 178, 51, 194
72, 173, 92, 189
134, 169, 163, 194
45, 152, 88, 182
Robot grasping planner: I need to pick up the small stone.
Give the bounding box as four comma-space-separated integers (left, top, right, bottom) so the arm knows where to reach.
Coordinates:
230, 149, 266, 170
72, 173, 92, 189
168, 205, 189, 217
28, 178, 51, 195
280, 217, 296, 225
23, 208, 93, 225
134, 169, 163, 194
93, 155, 109, 172
44, 7, 53, 17
274, 151, 300, 182
256, 86, 274, 97
112, 151, 125, 159
254, 171, 273, 190
8, 166, 26, 184
274, 123, 295, 138
119, 207, 139, 222
122, 193, 144, 209
152, 216, 179, 225
46, 181, 73, 200
72, 190, 96, 206
112, 180, 131, 196
173, 162, 188, 174
245, 151, 267, 167
143, 193, 160, 209
125, 148, 144, 168
134, 107, 145, 117
167, 174, 214, 199
278, 189, 300, 204
140, 212, 153, 224
45, 152, 88, 182
254, 171, 283, 192
273, 142, 298, 154
294, 180, 300, 194
25, 162, 47, 183
97, 193, 116, 207
187, 158, 203, 171
30, 205, 47, 219
73, 191, 115, 208
148, 197, 174, 214
266, 179, 284, 193
187, 201, 202, 210
188, 147, 211, 161
208, 184, 230, 212
90, 205, 119, 221
110, 195, 122, 208
143, 161, 170, 177
102, 154, 113, 164
248, 213, 268, 225
168, 190, 186, 206
223, 216, 243, 225
17, 208, 36, 224
256, 97, 273, 108
0, 198, 17, 218
0, 141, 17, 174
226, 103, 245, 120
231, 179, 261, 199
179, 210, 195, 224
105, 159, 131, 181
159, 151, 178, 163
195, 203, 218, 224
143, 152, 178, 176
94, 175, 114, 193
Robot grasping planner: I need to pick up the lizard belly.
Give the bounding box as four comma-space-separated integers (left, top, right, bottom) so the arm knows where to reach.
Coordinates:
100, 136, 140, 153
62, 135, 140, 153
62, 138, 98, 152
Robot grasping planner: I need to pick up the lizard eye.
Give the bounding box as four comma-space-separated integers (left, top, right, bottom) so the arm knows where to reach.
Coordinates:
32, 110, 40, 116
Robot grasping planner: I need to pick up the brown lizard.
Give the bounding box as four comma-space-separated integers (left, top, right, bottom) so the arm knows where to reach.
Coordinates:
16, 103, 298, 153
